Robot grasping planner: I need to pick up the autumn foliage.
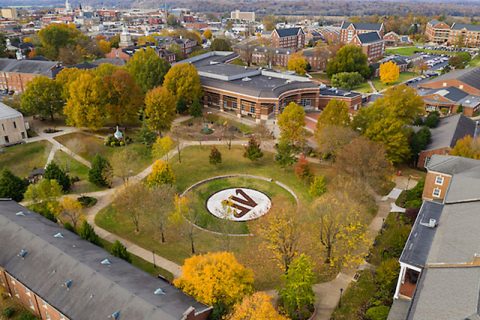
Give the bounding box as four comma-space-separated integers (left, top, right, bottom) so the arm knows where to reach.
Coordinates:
379, 60, 400, 85
226, 292, 288, 320
173, 252, 254, 307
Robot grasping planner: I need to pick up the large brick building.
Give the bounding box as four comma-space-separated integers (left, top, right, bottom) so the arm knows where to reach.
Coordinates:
425, 20, 480, 47
0, 200, 211, 320
350, 31, 385, 62
339, 21, 384, 44
0, 59, 62, 93
271, 27, 305, 50
418, 67, 480, 96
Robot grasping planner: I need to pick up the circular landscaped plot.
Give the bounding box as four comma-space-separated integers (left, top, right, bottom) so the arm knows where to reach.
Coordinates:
182, 175, 297, 235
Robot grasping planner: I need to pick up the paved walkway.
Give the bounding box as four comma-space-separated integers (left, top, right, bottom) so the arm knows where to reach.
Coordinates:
368, 80, 378, 93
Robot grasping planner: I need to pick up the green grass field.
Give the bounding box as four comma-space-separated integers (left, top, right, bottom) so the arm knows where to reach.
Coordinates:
96, 145, 335, 289
372, 71, 418, 91
352, 81, 373, 94
470, 56, 480, 67
55, 131, 152, 175
53, 150, 102, 194
386, 46, 457, 56
0, 141, 51, 178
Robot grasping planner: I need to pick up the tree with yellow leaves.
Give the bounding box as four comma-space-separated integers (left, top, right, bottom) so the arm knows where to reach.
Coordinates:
59, 197, 84, 230
146, 160, 175, 187
226, 292, 288, 320
152, 136, 174, 160
312, 193, 369, 268
203, 29, 213, 40
379, 60, 400, 85
451, 135, 480, 159
163, 63, 203, 104
144, 86, 176, 134
173, 252, 254, 308
97, 39, 111, 54
254, 203, 301, 272
287, 53, 308, 75
63, 71, 108, 130
277, 102, 306, 149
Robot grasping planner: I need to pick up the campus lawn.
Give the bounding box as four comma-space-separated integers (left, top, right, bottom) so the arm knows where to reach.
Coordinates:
96, 145, 336, 289
352, 81, 373, 94
309, 72, 331, 84
54, 132, 153, 175
372, 71, 418, 92
386, 46, 457, 56
470, 56, 480, 67
0, 141, 51, 178
53, 150, 102, 194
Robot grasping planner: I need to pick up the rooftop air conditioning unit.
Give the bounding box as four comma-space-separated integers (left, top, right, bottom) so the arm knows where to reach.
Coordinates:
242, 77, 251, 82
428, 219, 437, 228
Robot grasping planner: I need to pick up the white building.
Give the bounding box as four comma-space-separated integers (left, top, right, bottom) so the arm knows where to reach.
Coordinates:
0, 102, 27, 146
230, 10, 255, 22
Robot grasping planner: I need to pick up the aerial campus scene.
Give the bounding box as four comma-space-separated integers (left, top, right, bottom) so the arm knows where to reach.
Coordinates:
0, 0, 480, 319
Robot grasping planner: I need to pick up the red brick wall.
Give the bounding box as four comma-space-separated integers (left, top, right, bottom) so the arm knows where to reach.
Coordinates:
422, 170, 452, 201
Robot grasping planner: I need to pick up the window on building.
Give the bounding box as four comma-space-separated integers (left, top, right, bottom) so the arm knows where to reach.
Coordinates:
223, 100, 227, 108
250, 106, 255, 114
4, 136, 9, 143
21, 132, 25, 139
29, 299, 35, 310
232, 101, 237, 109
1, 124, 4, 131
432, 188, 441, 198
435, 176, 444, 185
13, 121, 16, 129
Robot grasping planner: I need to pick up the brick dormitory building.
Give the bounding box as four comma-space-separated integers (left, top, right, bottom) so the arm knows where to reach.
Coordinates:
0, 199, 212, 320
178, 51, 362, 122
426, 19, 480, 47
339, 21, 385, 62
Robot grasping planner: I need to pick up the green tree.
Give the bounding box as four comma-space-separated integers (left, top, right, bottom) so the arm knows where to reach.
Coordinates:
277, 102, 306, 148
262, 15, 276, 31
37, 23, 85, 59
457, 104, 464, 114
44, 162, 71, 192
326, 45, 370, 78
243, 136, 264, 161
176, 96, 188, 114
275, 141, 297, 168
365, 306, 390, 320
111, 240, 132, 263
189, 98, 203, 117
63, 71, 108, 130
144, 86, 176, 134
88, 155, 112, 187
21, 76, 64, 120
209, 146, 222, 165
24, 179, 62, 205
330, 72, 364, 90
0, 169, 28, 202
152, 135, 174, 160
410, 126, 431, 165
104, 69, 143, 125
163, 63, 203, 104
309, 175, 327, 197
279, 254, 316, 320
210, 38, 232, 51
0, 33, 7, 57
316, 99, 350, 130
424, 111, 439, 128
78, 221, 101, 246
125, 47, 171, 93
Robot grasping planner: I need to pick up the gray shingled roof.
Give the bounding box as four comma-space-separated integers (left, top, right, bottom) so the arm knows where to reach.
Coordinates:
451, 23, 480, 31
0, 58, 59, 77
356, 31, 382, 44
0, 200, 210, 320
341, 21, 382, 30
424, 114, 477, 151
421, 67, 480, 91
0, 102, 22, 120
407, 267, 480, 320
274, 27, 303, 37
400, 201, 444, 268
426, 154, 480, 175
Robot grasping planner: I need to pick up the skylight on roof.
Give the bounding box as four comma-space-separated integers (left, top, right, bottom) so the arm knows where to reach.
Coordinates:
15, 211, 25, 216
101, 259, 111, 265
64, 279, 73, 290
154, 288, 166, 295
110, 311, 120, 319
17, 249, 28, 258
53, 232, 64, 238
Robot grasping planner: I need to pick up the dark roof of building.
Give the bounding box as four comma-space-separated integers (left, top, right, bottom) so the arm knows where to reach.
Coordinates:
274, 27, 303, 37
0, 200, 210, 320
74, 62, 97, 69
426, 154, 480, 175
421, 67, 480, 91
0, 58, 59, 77
341, 21, 383, 31
424, 114, 477, 151
320, 86, 361, 98
92, 58, 126, 66
400, 201, 444, 268
356, 31, 382, 44
451, 23, 480, 31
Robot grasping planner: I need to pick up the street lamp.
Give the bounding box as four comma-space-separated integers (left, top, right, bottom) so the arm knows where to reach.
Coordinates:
339, 288, 344, 307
